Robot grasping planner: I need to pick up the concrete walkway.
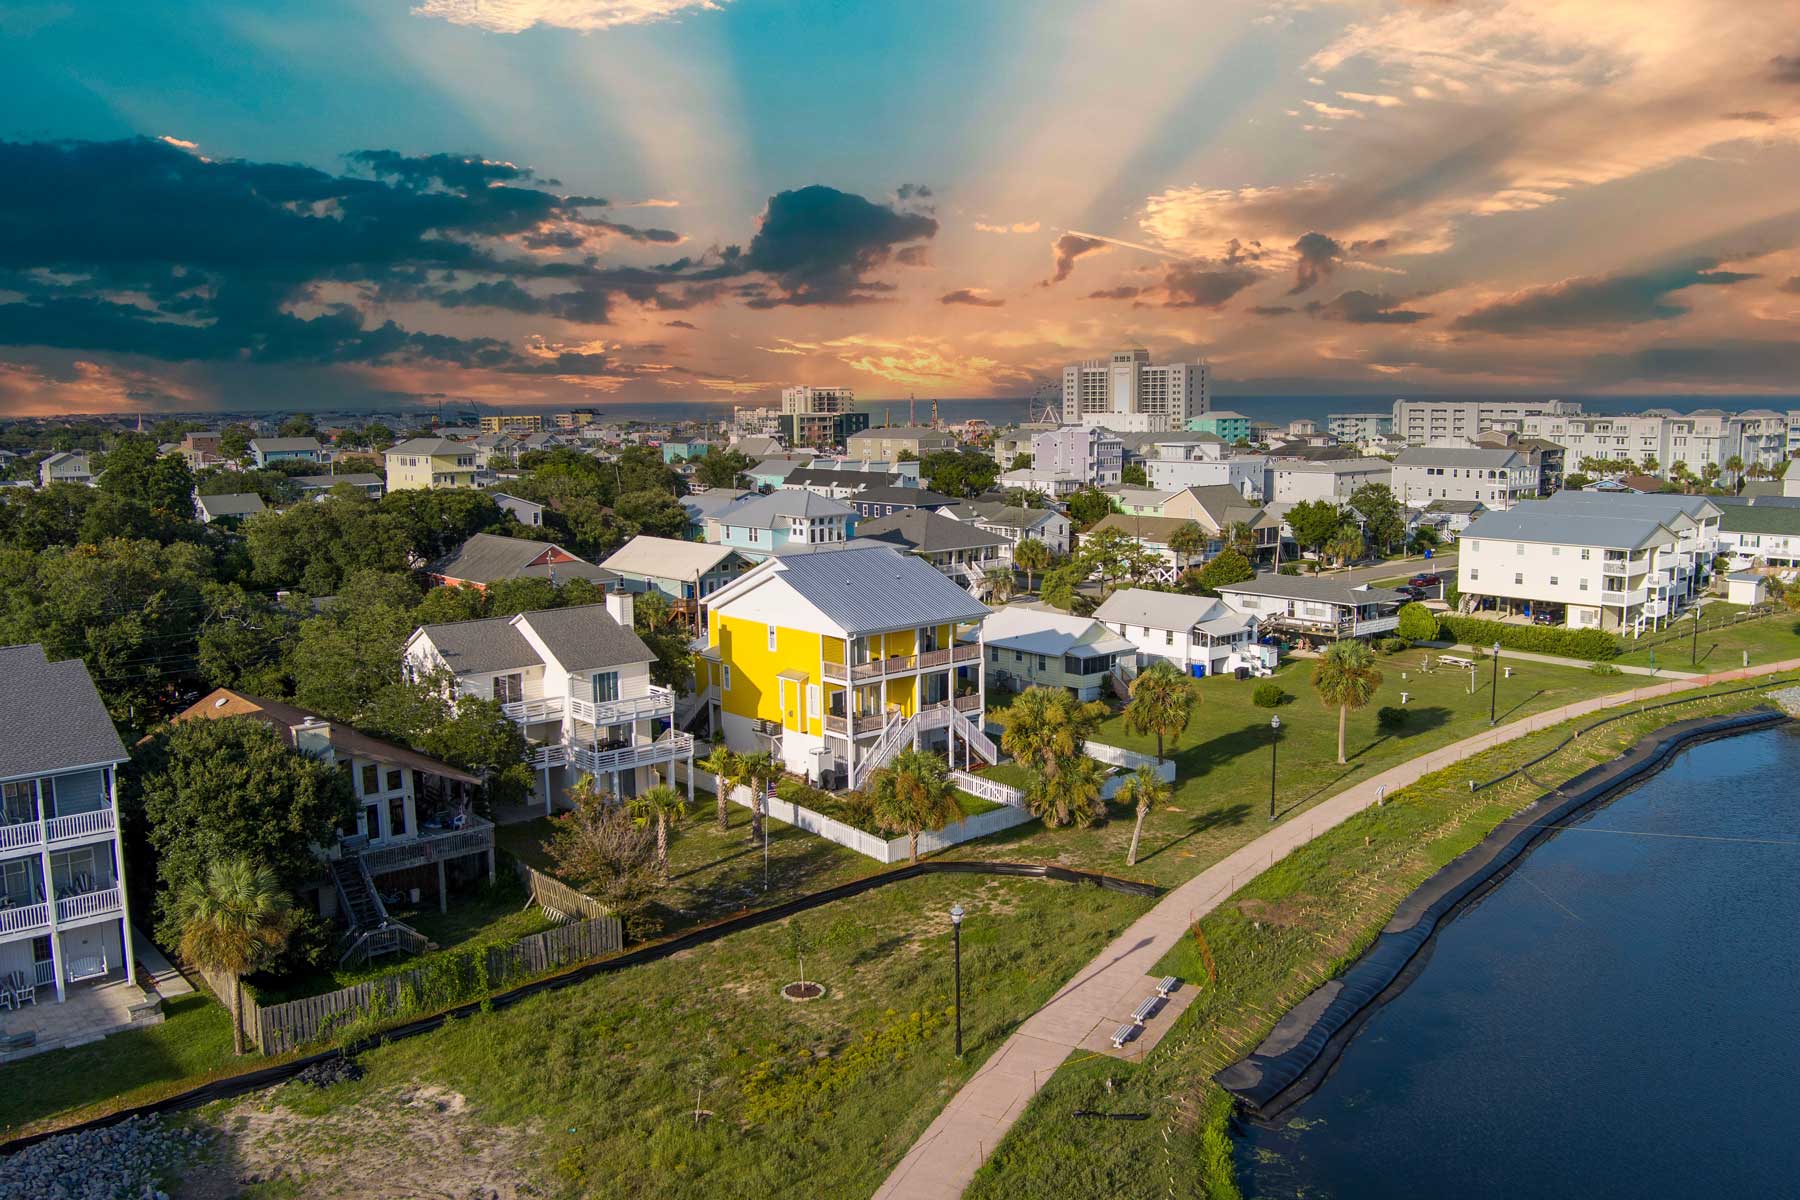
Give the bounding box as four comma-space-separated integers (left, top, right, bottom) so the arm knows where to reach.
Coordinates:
873, 656, 1800, 1200
1426, 641, 1700, 679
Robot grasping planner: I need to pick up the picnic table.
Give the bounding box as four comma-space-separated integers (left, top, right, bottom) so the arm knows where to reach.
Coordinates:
1436, 655, 1475, 670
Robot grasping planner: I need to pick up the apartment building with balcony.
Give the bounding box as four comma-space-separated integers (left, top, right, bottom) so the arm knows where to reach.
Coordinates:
0, 645, 133, 1010
1456, 493, 1719, 633
699, 546, 994, 789
405, 593, 691, 812
1392, 446, 1537, 509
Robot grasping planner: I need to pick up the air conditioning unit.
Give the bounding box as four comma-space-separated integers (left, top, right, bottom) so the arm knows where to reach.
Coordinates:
752, 718, 781, 737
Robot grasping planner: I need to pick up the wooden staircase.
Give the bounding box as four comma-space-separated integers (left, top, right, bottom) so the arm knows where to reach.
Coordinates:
331, 851, 426, 966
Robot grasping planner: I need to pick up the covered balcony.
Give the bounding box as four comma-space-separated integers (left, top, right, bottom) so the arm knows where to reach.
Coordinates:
1, 771, 115, 855
568, 730, 694, 776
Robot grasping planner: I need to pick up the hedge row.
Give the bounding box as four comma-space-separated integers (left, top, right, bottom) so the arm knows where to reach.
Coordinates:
1435, 613, 1620, 660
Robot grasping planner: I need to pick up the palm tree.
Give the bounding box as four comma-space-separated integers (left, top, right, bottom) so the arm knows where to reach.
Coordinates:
1013, 538, 1052, 593
1122, 660, 1196, 761
1118, 765, 1170, 867
698, 746, 740, 833
630, 784, 689, 879
1026, 753, 1107, 829
1167, 521, 1207, 571
1000, 686, 1105, 781
1324, 527, 1365, 569
1226, 519, 1258, 559
1642, 453, 1660, 476
983, 566, 1015, 604
736, 750, 779, 845
1725, 455, 1745, 493
866, 747, 962, 861
174, 856, 295, 1055
1311, 639, 1384, 765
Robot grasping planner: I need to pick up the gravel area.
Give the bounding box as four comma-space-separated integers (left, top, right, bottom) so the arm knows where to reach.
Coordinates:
0, 1117, 210, 1200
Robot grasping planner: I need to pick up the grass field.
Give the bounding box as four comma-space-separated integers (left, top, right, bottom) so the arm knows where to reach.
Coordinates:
220, 871, 1155, 1199
1612, 609, 1800, 671
964, 646, 1641, 888
965, 679, 1794, 1200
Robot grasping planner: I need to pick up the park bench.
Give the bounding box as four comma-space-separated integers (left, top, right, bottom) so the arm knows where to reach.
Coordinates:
1110, 1023, 1137, 1050
1155, 976, 1179, 999
1130, 995, 1158, 1025
1437, 655, 1474, 670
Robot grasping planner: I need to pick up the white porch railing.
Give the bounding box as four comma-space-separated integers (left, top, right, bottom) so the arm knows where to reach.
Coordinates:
568, 684, 675, 726
528, 744, 569, 770
1351, 615, 1400, 637
56, 886, 121, 923
33, 959, 54, 986
0, 821, 43, 854
45, 809, 115, 844
0, 902, 49, 937
501, 696, 564, 724
568, 731, 693, 776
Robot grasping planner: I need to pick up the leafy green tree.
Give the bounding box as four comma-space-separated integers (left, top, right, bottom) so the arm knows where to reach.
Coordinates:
1008, 453, 1032, 470
1121, 462, 1148, 486
1186, 547, 1254, 596
1078, 526, 1159, 593
364, 421, 395, 451
1286, 500, 1345, 562
1012, 538, 1052, 592
694, 448, 755, 490
278, 413, 318, 439
1225, 520, 1257, 558
414, 583, 489, 626
920, 450, 999, 498
1122, 660, 1196, 760
546, 774, 662, 916
97, 435, 197, 521
1348, 483, 1405, 554
983, 565, 1015, 603
1066, 487, 1115, 531
1311, 638, 1384, 765
173, 856, 295, 1054
135, 716, 354, 963
1324, 526, 1366, 568
0, 482, 97, 551
288, 569, 421, 722
1000, 685, 1105, 779
1166, 521, 1207, 567
196, 583, 300, 695
1117, 765, 1170, 867
866, 748, 962, 862
1040, 560, 1087, 612
1395, 602, 1440, 642
612, 490, 691, 546
485, 576, 563, 617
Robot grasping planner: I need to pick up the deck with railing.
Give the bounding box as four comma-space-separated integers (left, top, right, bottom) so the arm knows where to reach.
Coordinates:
821, 642, 980, 682
358, 817, 496, 876
568, 732, 693, 775
0, 807, 116, 855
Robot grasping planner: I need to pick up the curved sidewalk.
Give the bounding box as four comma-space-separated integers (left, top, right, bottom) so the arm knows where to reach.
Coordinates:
873, 657, 1800, 1200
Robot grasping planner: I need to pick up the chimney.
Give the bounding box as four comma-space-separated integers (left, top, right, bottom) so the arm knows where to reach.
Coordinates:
605, 586, 635, 629
292, 718, 335, 763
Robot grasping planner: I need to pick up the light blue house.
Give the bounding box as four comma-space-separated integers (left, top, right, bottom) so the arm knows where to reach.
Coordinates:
746, 456, 812, 489
708, 490, 858, 560
1186, 412, 1253, 442
662, 439, 718, 464
249, 437, 325, 468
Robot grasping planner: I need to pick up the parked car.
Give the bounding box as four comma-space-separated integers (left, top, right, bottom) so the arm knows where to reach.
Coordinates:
1395, 585, 1426, 601
1408, 573, 1442, 589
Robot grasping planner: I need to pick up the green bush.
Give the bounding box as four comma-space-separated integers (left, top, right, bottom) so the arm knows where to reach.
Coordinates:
1395, 601, 1441, 642
1277, 563, 1300, 576
1437, 615, 1621, 660
1376, 636, 1409, 655
1252, 682, 1286, 708
1589, 661, 1622, 676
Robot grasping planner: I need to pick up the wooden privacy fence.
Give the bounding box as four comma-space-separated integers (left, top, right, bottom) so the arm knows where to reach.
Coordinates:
249, 913, 623, 1054
517, 860, 610, 921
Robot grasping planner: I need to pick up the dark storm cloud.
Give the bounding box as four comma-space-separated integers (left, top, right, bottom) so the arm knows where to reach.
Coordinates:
666, 319, 698, 329
1248, 305, 1295, 317
1582, 338, 1800, 385
1772, 54, 1800, 83
1305, 290, 1432, 324
1159, 261, 1260, 309
1449, 260, 1758, 334
1723, 111, 1778, 123
940, 289, 1004, 307
348, 149, 548, 192
1779, 276, 1800, 294
1086, 286, 1141, 301
739, 185, 937, 307
1045, 234, 1108, 284
1289, 232, 1344, 294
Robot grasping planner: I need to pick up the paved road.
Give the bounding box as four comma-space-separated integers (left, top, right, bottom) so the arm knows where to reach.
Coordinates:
1330, 552, 1457, 586
872, 655, 1800, 1200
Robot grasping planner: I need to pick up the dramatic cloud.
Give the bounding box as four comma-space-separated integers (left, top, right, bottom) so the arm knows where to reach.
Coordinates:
1774, 54, 1800, 84
1044, 234, 1108, 284
1306, 291, 1431, 324
974, 220, 1040, 234
409, 0, 725, 35
1782, 276, 1800, 294
1248, 305, 1296, 317
1159, 260, 1260, 309
1289, 232, 1344, 294
1451, 260, 1759, 334
741, 185, 937, 307
940, 288, 1004, 308
1086, 286, 1141, 301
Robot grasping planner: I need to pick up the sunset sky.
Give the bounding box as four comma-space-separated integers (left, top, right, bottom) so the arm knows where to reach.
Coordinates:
4, 0, 1800, 416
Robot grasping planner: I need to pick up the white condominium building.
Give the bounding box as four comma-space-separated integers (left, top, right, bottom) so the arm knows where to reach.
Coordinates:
1456, 492, 1721, 634
1062, 349, 1207, 433
781, 386, 856, 415
1391, 397, 1581, 444
1029, 426, 1124, 488
1327, 412, 1394, 442
1391, 447, 1537, 509
1521, 408, 1793, 476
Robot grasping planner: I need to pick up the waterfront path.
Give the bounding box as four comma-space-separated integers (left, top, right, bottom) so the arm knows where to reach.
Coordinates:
1425, 641, 1700, 679
873, 656, 1800, 1200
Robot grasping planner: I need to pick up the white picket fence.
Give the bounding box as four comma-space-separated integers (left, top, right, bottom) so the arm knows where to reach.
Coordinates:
949, 769, 1025, 807
980, 722, 1176, 784
691, 775, 1032, 864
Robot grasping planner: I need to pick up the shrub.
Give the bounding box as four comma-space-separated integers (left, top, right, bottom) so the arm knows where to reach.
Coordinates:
1277, 563, 1300, 576
1437, 615, 1620, 660
1395, 601, 1441, 642
776, 776, 836, 811
1376, 636, 1409, 655
1252, 682, 1286, 708
1589, 661, 1622, 676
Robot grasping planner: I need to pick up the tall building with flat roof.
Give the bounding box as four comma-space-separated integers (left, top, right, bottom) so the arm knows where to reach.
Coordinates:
781, 386, 856, 415
1061, 349, 1207, 432
1391, 397, 1579, 443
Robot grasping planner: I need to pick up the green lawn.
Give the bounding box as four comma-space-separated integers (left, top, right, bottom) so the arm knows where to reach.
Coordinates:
248, 877, 559, 1004
967, 681, 1790, 1200
1611, 609, 1800, 670
965, 647, 1640, 888
207, 872, 1155, 1200
0, 991, 237, 1138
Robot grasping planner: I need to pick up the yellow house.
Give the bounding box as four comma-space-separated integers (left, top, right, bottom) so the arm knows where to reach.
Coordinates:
384, 437, 479, 492
701, 545, 993, 789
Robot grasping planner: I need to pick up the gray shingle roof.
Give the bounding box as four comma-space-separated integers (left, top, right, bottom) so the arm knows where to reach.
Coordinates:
520, 605, 655, 671
1460, 507, 1671, 551
250, 437, 322, 453
1093, 588, 1233, 630
782, 467, 899, 490
197, 492, 266, 518
294, 473, 382, 490
430, 532, 594, 585
853, 485, 955, 507
1214, 573, 1405, 606
0, 645, 128, 779
759, 546, 989, 634
386, 437, 470, 457
1539, 490, 1720, 522
1718, 504, 1800, 535
719, 490, 856, 524
416, 617, 544, 676
858, 510, 1011, 553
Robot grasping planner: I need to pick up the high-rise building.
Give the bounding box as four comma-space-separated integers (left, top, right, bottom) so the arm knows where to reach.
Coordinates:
1060, 349, 1207, 433
781, 386, 856, 415
478, 413, 544, 434
552, 410, 598, 430
1390, 398, 1579, 443
777, 386, 865, 448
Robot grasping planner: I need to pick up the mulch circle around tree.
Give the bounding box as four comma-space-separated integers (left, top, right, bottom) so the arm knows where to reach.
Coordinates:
781, 981, 826, 1001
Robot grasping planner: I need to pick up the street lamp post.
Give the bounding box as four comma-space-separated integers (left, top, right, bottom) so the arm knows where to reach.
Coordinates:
1489, 641, 1501, 725
1691, 608, 1699, 667
950, 903, 964, 1058
1268, 715, 1281, 822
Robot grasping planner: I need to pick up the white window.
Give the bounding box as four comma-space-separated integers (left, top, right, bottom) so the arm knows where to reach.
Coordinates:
807, 685, 821, 719
1470, 568, 1480, 580
1549, 576, 1558, 587
1514, 572, 1523, 585
1580, 578, 1589, 591
1581, 548, 1591, 560
767, 624, 778, 652
1551, 546, 1560, 557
